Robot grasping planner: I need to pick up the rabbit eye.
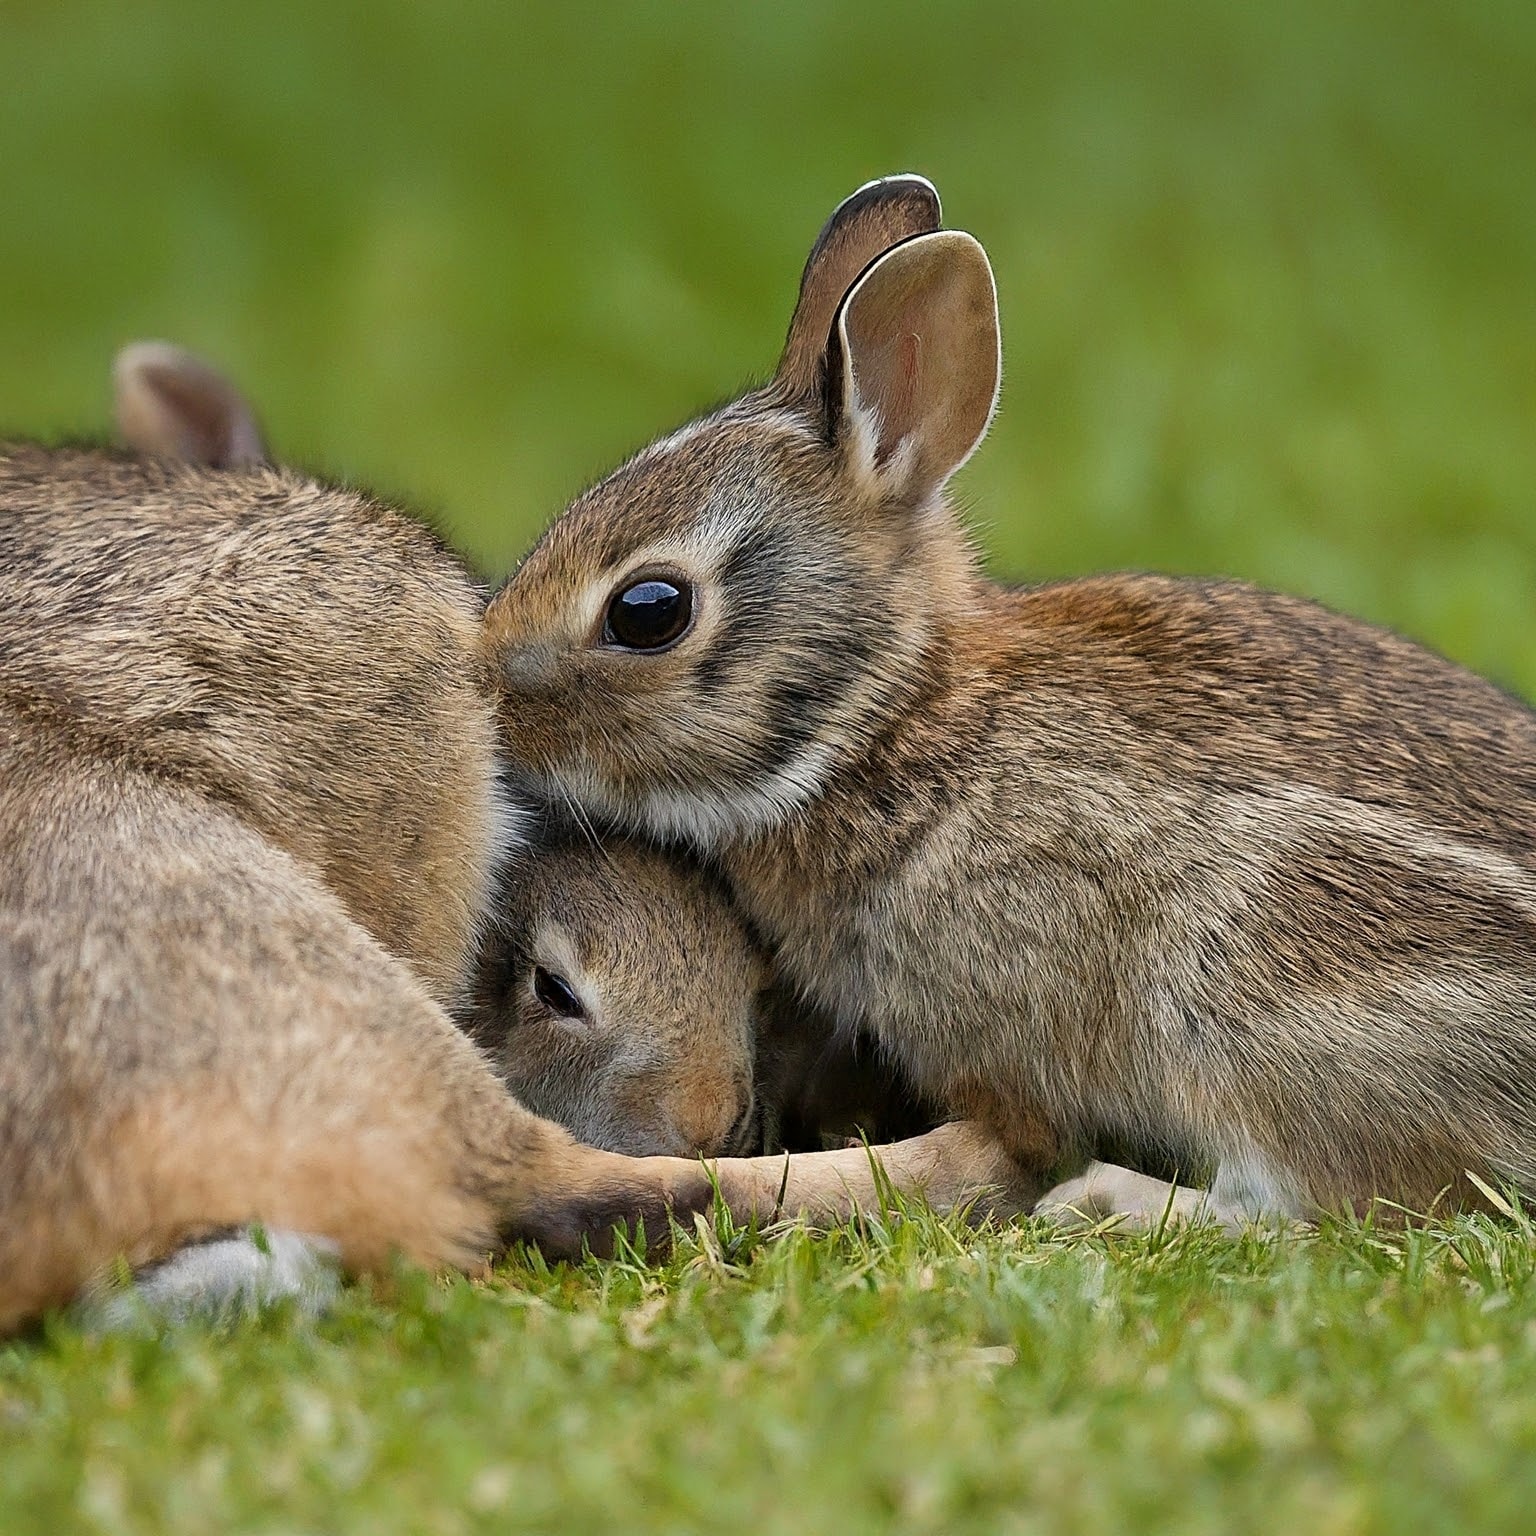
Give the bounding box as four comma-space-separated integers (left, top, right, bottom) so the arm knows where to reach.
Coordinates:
533, 966, 585, 1020
603, 577, 693, 651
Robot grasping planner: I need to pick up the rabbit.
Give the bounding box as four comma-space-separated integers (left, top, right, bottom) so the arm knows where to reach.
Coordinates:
481, 173, 1536, 1230
471, 826, 950, 1158
0, 351, 710, 1331
0, 342, 1016, 1331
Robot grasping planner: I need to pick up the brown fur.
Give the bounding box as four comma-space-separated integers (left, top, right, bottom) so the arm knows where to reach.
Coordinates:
0, 444, 503, 1006
464, 831, 942, 1159
0, 440, 756, 1329
485, 176, 1536, 1226
463, 836, 762, 1156
103, 348, 927, 1166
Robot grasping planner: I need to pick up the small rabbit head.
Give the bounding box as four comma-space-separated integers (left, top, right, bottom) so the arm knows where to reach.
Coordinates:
485, 175, 1002, 848
462, 835, 765, 1157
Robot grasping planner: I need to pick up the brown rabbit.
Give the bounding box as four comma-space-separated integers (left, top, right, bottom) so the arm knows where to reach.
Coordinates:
484, 174, 1536, 1228
2, 344, 1012, 1330
470, 828, 944, 1158
0, 355, 718, 1330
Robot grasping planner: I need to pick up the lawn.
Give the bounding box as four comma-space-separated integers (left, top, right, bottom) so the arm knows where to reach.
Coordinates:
2, 1, 1535, 1531
9, 1211, 1536, 1534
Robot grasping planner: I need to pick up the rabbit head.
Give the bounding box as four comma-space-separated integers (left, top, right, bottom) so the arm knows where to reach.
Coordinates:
461, 835, 765, 1157
485, 176, 1002, 847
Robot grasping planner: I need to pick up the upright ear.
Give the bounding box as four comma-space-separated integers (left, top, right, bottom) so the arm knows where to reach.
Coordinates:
774, 175, 941, 402
113, 341, 267, 467
831, 230, 1000, 501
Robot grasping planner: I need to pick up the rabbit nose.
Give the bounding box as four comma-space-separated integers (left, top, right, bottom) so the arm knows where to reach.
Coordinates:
498, 642, 560, 692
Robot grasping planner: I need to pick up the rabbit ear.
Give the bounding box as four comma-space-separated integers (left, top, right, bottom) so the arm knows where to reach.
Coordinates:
774, 175, 941, 402
830, 230, 1000, 501
113, 342, 267, 467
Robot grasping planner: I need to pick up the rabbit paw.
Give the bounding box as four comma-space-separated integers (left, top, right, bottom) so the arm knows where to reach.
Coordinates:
1034, 1162, 1243, 1234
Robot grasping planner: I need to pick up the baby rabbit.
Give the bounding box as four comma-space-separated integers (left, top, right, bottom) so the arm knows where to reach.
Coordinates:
465, 832, 762, 1158
469, 830, 939, 1158
484, 174, 1536, 1228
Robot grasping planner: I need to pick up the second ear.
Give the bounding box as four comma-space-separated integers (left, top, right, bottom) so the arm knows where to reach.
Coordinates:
113, 341, 268, 468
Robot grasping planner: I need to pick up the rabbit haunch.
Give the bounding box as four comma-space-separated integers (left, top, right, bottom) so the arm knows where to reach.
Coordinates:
486, 174, 1536, 1224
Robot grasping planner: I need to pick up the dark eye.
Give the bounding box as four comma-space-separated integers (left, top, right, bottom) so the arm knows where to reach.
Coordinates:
533, 966, 585, 1019
603, 577, 693, 651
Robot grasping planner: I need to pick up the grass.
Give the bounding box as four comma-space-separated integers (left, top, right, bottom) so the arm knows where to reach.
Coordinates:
3, 1, 1536, 1530
10, 1210, 1536, 1534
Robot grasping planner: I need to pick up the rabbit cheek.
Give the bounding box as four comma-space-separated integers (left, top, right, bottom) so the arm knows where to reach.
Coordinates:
497, 1029, 609, 1138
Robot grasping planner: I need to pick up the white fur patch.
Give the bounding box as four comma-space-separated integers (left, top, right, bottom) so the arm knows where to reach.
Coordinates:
623, 412, 725, 469
1209, 1142, 1309, 1222
530, 921, 598, 1026
487, 764, 532, 866
82, 1229, 342, 1331
626, 402, 820, 472
483, 763, 532, 910
840, 397, 886, 500
457, 757, 533, 1011
560, 738, 837, 849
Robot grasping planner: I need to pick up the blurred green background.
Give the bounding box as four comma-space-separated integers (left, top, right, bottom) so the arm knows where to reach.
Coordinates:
2, 2, 1533, 685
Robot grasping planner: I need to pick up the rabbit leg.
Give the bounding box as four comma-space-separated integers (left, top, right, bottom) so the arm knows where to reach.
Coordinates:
1034, 1163, 1234, 1231
696, 1120, 1044, 1227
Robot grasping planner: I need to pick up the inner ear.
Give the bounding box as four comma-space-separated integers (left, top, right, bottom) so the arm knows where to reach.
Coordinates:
773, 175, 942, 404
832, 230, 1001, 499
113, 342, 267, 468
